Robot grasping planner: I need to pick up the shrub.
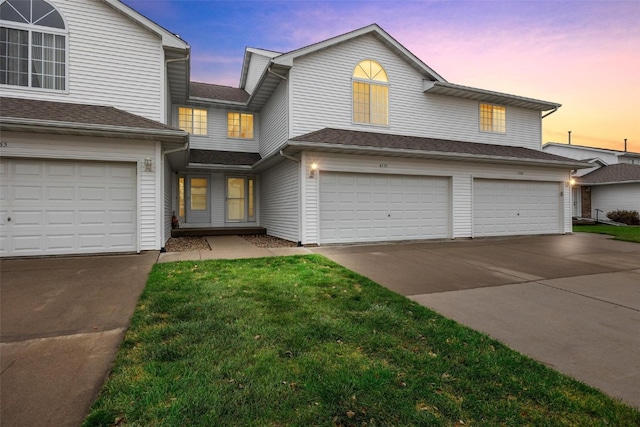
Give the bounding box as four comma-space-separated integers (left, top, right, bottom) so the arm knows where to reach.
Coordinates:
607, 210, 640, 225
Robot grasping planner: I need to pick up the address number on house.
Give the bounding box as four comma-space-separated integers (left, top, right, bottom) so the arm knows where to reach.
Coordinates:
0, 141, 8, 148
379, 163, 388, 168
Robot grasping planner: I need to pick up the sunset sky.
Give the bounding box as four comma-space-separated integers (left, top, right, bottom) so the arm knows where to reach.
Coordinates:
122, 0, 640, 153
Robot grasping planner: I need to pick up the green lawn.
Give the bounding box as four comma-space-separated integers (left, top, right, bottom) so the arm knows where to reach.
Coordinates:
84, 256, 639, 426
574, 224, 640, 243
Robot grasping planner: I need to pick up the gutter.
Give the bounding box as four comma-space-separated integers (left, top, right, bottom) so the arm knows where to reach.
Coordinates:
286, 141, 591, 169
1, 117, 188, 141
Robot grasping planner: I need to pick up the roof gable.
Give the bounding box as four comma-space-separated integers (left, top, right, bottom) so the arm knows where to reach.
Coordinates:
99, 0, 188, 50
272, 24, 446, 82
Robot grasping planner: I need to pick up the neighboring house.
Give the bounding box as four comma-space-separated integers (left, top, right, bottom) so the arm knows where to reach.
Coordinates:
1, 0, 586, 258
543, 143, 640, 218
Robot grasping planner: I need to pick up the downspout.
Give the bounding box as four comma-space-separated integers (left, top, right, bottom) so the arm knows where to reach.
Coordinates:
279, 150, 303, 246
541, 107, 558, 119
267, 66, 288, 81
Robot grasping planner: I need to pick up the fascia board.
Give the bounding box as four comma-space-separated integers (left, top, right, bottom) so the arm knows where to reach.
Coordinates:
285, 141, 590, 169
424, 81, 561, 111
1, 117, 188, 142
578, 180, 640, 186
271, 24, 446, 82
99, 0, 188, 50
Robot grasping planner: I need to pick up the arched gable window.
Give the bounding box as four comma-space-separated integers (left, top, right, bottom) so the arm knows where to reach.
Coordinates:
352, 59, 388, 125
0, 0, 67, 90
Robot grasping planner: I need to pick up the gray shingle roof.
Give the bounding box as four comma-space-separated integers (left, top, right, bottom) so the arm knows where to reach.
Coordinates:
0, 97, 179, 131
189, 82, 249, 103
190, 149, 261, 166
290, 128, 581, 164
576, 164, 640, 184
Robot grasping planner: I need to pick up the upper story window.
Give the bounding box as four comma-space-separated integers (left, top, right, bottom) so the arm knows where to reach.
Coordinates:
480, 103, 506, 133
178, 107, 207, 135
227, 112, 254, 139
0, 0, 67, 90
352, 59, 388, 126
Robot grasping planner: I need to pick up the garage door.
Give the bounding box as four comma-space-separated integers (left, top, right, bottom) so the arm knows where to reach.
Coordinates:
473, 179, 561, 237
319, 172, 450, 244
0, 158, 137, 257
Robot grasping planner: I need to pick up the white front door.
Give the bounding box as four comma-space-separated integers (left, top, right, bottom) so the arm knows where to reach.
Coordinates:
319, 172, 450, 244
0, 158, 136, 257
186, 176, 210, 223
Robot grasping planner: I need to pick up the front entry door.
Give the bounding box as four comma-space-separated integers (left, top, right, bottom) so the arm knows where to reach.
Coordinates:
186, 176, 210, 223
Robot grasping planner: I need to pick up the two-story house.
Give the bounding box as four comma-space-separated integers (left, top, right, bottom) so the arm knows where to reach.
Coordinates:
1, 0, 585, 258
543, 143, 640, 219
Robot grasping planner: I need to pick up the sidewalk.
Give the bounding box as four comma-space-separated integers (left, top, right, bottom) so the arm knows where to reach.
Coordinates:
157, 235, 313, 263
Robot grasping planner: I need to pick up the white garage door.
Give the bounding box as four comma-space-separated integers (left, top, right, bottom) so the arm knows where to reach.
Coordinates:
473, 179, 561, 237
320, 172, 450, 244
0, 158, 137, 257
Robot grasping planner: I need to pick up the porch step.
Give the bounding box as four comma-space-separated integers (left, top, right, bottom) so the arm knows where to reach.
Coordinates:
171, 227, 267, 238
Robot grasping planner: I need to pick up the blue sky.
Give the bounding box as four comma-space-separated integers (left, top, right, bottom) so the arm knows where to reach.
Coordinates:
122, 0, 640, 151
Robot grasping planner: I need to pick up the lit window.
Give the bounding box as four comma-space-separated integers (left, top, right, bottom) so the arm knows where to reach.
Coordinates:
0, 0, 67, 90
480, 103, 506, 133
353, 60, 388, 125
178, 107, 207, 135
227, 112, 254, 139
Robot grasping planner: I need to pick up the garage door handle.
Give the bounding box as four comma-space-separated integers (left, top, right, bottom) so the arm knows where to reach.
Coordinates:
7, 217, 10, 222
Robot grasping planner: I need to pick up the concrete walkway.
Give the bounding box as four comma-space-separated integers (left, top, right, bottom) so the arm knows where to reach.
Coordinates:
157, 235, 313, 262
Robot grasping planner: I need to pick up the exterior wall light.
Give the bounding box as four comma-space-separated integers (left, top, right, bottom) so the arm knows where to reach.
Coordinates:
309, 162, 318, 178
569, 178, 576, 186
144, 158, 153, 172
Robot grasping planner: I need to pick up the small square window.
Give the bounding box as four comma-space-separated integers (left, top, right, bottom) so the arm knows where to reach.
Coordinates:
480, 103, 506, 133
178, 107, 207, 135
227, 112, 254, 139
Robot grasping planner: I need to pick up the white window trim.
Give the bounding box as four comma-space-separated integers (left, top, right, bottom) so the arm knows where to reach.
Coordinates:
226, 112, 255, 140
177, 106, 208, 136
0, 15, 69, 93
351, 59, 390, 127
479, 102, 507, 134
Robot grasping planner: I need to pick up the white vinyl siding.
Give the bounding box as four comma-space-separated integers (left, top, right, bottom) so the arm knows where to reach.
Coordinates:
183, 107, 260, 153
319, 172, 449, 244
244, 52, 271, 94
260, 159, 299, 242
0, 0, 165, 122
591, 183, 640, 218
473, 179, 562, 237
290, 34, 541, 150
300, 152, 571, 244
259, 80, 288, 157
1, 131, 161, 253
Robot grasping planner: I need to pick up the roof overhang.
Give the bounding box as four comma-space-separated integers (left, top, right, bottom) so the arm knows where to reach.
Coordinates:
272, 24, 446, 82
99, 0, 188, 50
1, 117, 188, 145
576, 180, 640, 186
279, 140, 589, 169
424, 81, 561, 111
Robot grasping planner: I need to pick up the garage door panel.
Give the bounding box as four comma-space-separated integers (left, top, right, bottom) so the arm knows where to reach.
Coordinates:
320, 172, 450, 244
473, 179, 560, 237
1, 159, 137, 257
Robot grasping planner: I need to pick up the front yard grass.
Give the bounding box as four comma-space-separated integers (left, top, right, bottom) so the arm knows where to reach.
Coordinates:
574, 224, 640, 243
84, 255, 639, 426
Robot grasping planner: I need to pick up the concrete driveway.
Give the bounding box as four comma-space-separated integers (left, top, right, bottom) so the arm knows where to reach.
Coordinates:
313, 233, 640, 408
0, 252, 157, 427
